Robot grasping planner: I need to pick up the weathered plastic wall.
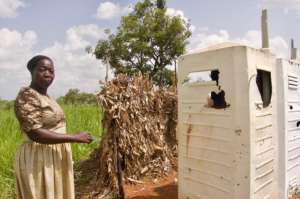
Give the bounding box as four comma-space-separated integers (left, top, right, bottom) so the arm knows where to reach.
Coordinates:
277, 59, 300, 199
177, 43, 277, 199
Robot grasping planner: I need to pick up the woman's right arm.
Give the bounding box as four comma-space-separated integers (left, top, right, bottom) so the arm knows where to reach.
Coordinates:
26, 129, 93, 144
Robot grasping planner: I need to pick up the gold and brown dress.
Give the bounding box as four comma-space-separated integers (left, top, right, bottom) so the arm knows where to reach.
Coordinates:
14, 87, 75, 199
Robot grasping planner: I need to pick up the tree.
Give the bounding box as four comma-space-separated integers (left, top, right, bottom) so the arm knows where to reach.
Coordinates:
152, 67, 175, 86
58, 89, 97, 105
94, 0, 191, 86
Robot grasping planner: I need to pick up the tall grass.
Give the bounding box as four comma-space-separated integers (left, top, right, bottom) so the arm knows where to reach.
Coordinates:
0, 108, 22, 199
0, 104, 102, 199
62, 104, 103, 162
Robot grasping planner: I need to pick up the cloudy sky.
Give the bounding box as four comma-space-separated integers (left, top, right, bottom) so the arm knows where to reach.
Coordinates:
0, 0, 299, 100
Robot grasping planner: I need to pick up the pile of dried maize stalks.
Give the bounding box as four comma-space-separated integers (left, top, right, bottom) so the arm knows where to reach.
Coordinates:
93, 74, 177, 199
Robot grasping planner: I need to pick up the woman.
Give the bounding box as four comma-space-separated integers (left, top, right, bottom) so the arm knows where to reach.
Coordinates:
14, 55, 93, 199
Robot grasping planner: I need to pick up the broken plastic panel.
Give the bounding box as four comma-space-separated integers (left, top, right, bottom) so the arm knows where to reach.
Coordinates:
182, 69, 230, 109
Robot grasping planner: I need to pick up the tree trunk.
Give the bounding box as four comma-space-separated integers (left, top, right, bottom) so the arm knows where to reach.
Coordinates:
105, 60, 109, 82
174, 61, 177, 88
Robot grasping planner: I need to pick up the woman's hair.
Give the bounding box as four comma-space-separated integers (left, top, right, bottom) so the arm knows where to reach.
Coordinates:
27, 55, 52, 73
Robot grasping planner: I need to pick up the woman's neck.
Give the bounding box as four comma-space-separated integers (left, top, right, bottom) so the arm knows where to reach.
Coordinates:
30, 83, 48, 95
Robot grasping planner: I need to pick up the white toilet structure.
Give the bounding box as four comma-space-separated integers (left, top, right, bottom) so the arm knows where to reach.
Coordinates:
177, 42, 278, 199
276, 41, 300, 199
176, 9, 300, 199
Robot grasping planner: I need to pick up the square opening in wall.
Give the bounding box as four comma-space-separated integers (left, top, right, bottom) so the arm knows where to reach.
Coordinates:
256, 69, 272, 108
182, 69, 220, 86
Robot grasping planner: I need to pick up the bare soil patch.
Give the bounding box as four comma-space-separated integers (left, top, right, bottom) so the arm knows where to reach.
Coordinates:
75, 156, 178, 199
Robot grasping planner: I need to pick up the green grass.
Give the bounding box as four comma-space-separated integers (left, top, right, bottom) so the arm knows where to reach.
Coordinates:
0, 104, 102, 199
0, 108, 22, 199
62, 104, 103, 162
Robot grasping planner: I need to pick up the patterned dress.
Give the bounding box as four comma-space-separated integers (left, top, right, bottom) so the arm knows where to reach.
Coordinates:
14, 87, 75, 199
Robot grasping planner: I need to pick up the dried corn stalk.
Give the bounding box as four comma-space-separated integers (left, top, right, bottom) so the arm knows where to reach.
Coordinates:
94, 74, 177, 199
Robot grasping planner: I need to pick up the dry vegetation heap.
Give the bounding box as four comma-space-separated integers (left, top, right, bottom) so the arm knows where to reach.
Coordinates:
92, 74, 177, 199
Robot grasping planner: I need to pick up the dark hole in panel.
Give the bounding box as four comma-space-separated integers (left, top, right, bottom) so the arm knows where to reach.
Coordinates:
210, 90, 230, 109
256, 69, 272, 108
209, 70, 230, 108
210, 70, 220, 86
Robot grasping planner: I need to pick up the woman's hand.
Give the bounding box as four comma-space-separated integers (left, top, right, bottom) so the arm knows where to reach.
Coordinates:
74, 132, 93, 144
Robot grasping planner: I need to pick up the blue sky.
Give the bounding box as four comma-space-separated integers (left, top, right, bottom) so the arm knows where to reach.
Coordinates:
0, 0, 300, 99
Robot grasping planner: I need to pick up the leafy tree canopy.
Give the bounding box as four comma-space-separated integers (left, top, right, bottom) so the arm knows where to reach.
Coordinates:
94, 0, 191, 86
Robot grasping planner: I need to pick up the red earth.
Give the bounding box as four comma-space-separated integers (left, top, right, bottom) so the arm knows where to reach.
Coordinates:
75, 154, 178, 199
124, 170, 177, 199
293, 194, 300, 199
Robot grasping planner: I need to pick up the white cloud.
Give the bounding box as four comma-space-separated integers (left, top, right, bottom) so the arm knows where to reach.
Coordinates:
260, 0, 300, 13
96, 1, 132, 20
65, 24, 107, 51
0, 24, 112, 100
166, 8, 188, 22
190, 30, 230, 50
0, 28, 37, 70
0, 0, 25, 18
189, 29, 289, 59
39, 24, 110, 98
270, 36, 289, 58
166, 8, 195, 32
0, 28, 37, 99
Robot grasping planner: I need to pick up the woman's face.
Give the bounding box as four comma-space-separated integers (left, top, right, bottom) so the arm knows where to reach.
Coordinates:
31, 59, 55, 88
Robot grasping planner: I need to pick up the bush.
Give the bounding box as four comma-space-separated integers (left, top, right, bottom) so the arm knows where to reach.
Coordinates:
57, 89, 97, 105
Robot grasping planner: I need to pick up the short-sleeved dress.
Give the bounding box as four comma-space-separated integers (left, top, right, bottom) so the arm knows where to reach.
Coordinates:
14, 87, 75, 199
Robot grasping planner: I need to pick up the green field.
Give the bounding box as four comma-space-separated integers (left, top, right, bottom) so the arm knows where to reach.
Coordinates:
0, 104, 102, 199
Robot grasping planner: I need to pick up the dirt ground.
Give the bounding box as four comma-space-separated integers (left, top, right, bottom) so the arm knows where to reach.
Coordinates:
75, 152, 178, 199
124, 170, 177, 199
76, 169, 177, 199
293, 194, 300, 199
